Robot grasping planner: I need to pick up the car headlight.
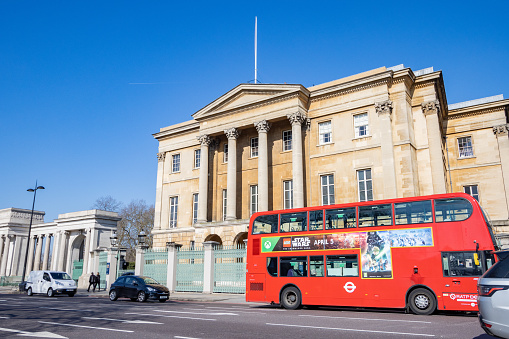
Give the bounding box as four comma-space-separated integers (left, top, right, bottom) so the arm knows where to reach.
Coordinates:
146, 287, 156, 292
55, 281, 63, 286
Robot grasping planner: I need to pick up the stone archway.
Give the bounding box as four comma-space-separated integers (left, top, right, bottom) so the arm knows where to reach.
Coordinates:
233, 232, 248, 248
204, 234, 222, 246
70, 234, 86, 280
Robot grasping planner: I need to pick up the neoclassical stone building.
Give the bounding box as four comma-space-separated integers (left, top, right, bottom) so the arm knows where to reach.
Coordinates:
152, 65, 509, 249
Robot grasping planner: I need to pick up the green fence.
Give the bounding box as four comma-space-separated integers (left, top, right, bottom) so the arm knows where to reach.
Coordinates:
72, 260, 83, 282
98, 252, 108, 288
0, 276, 21, 286
144, 248, 168, 286
213, 245, 246, 293
176, 246, 204, 292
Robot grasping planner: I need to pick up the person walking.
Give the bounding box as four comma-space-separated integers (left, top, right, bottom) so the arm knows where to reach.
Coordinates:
87, 273, 96, 292
95, 272, 101, 291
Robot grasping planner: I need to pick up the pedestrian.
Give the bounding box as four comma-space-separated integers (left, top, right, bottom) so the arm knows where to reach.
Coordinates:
87, 273, 96, 292
95, 272, 101, 291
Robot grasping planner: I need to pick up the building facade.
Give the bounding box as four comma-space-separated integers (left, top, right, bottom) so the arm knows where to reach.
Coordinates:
153, 65, 509, 249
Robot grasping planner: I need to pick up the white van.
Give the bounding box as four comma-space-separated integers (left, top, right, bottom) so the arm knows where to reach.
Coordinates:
26, 271, 77, 297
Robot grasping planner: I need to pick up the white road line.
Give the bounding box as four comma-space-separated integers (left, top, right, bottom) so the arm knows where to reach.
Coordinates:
82, 316, 163, 324
299, 314, 433, 324
40, 307, 93, 312
38, 321, 134, 333
0, 326, 68, 338
0, 316, 9, 319
175, 336, 202, 339
152, 309, 238, 316
125, 312, 216, 321
208, 306, 286, 312
266, 323, 435, 337
193, 307, 266, 315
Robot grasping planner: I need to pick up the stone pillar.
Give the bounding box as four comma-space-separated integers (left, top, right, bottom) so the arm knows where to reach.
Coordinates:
203, 241, 219, 294
0, 235, 12, 276
255, 120, 271, 212
57, 231, 68, 271
135, 245, 146, 276
50, 232, 60, 271
5, 236, 15, 276
225, 128, 240, 220
82, 228, 91, 274
494, 124, 509, 219
33, 235, 43, 271
154, 152, 166, 230
26, 235, 36, 274
375, 100, 398, 198
166, 242, 181, 293
106, 249, 118, 290
197, 135, 212, 223
422, 100, 447, 194
0, 237, 4, 269
42, 235, 51, 270
287, 112, 307, 208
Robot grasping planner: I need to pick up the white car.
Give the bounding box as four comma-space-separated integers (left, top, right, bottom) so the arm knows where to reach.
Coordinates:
26, 270, 77, 297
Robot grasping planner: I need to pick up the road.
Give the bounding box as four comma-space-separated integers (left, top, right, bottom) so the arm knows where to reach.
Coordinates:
0, 293, 493, 339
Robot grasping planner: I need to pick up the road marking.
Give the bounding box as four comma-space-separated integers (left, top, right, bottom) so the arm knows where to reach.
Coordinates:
40, 307, 93, 312
38, 321, 134, 333
196, 307, 266, 315
126, 312, 216, 321
266, 323, 435, 337
0, 316, 9, 319
299, 314, 433, 324
0, 326, 67, 338
175, 337, 202, 339
152, 309, 238, 316
82, 316, 163, 324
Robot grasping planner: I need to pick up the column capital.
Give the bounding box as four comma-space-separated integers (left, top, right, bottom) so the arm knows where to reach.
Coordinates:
225, 127, 241, 140
254, 120, 271, 133
197, 134, 212, 146
157, 152, 166, 161
287, 112, 307, 126
493, 124, 509, 136
375, 100, 393, 117
421, 100, 440, 116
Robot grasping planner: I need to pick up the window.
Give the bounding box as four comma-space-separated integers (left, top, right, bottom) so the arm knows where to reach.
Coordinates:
319, 121, 332, 144
435, 198, 473, 222
223, 144, 228, 163
442, 252, 483, 277
250, 185, 258, 215
194, 149, 201, 168
309, 210, 324, 231
325, 207, 356, 229
252, 214, 278, 234
283, 180, 293, 209
464, 185, 479, 202
283, 130, 292, 151
280, 212, 307, 232
192, 193, 198, 224
394, 200, 433, 225
321, 174, 335, 205
326, 255, 359, 277
357, 169, 373, 202
169, 196, 178, 228
458, 136, 474, 158
280, 256, 307, 277
251, 137, 259, 157
358, 204, 393, 227
354, 113, 369, 138
310, 256, 324, 277
172, 154, 180, 173
222, 189, 227, 221
267, 257, 278, 277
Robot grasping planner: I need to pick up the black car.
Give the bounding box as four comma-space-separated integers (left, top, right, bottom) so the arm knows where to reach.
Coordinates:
109, 275, 169, 302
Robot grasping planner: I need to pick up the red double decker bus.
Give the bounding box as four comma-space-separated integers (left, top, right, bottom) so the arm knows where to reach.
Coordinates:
246, 193, 499, 314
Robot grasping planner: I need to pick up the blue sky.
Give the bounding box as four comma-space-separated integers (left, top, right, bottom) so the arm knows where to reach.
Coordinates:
1, 1, 508, 221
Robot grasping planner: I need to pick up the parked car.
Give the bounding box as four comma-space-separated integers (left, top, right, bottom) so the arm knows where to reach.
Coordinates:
109, 275, 169, 302
121, 271, 135, 276
478, 250, 509, 338
26, 271, 77, 297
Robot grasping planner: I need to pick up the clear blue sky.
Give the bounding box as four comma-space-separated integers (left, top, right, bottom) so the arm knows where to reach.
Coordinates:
1, 1, 508, 222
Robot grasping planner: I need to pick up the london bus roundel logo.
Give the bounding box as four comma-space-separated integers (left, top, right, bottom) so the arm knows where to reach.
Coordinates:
343, 282, 356, 293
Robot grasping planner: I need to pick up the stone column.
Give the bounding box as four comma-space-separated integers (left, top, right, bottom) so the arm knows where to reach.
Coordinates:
42, 234, 51, 270
225, 128, 240, 220
106, 249, 118, 290
82, 229, 91, 274
422, 100, 447, 194
287, 112, 307, 208
26, 235, 36, 274
135, 245, 146, 276
87, 228, 97, 273
33, 235, 43, 271
197, 135, 212, 223
0, 237, 4, 268
50, 232, 60, 271
154, 152, 166, 230
255, 120, 271, 212
375, 100, 398, 198
166, 242, 181, 293
57, 231, 68, 271
494, 124, 509, 219
0, 235, 12, 276
203, 241, 219, 294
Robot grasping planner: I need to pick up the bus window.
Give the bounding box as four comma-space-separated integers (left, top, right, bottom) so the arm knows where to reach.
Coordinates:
310, 256, 324, 277
325, 207, 356, 229
358, 204, 392, 227
280, 212, 307, 232
394, 200, 432, 225
280, 256, 307, 277
435, 198, 473, 222
309, 210, 324, 231
442, 252, 483, 277
326, 255, 358, 277
267, 257, 278, 277
252, 214, 278, 234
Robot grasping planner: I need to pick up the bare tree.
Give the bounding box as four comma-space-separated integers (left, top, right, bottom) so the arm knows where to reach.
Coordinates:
91, 195, 122, 212
117, 200, 155, 261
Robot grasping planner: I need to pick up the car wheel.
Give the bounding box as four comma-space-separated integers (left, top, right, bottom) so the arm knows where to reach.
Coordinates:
47, 288, 54, 297
280, 286, 301, 310
408, 288, 436, 315
159, 299, 167, 303
137, 291, 147, 302
109, 290, 118, 301
27, 287, 33, 296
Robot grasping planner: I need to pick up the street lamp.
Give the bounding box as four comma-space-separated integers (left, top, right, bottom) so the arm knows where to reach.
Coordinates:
109, 230, 126, 278
138, 230, 146, 246
20, 181, 45, 291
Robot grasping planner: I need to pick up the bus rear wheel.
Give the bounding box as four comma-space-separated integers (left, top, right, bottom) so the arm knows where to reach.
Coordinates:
281, 286, 301, 310
408, 288, 436, 315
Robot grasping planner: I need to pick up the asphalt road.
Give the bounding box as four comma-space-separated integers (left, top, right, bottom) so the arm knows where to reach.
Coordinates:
0, 293, 494, 339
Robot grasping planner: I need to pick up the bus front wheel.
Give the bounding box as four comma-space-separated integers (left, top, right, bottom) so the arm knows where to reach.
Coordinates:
281, 286, 301, 310
408, 288, 436, 315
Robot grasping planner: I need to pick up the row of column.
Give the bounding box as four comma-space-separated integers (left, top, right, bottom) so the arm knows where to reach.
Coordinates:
0, 235, 15, 276
197, 112, 308, 222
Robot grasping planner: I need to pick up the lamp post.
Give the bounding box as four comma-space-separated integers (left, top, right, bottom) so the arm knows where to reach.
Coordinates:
20, 181, 45, 291
109, 231, 126, 279
138, 230, 146, 247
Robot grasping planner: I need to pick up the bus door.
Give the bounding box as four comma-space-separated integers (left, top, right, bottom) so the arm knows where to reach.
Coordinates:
441, 251, 483, 311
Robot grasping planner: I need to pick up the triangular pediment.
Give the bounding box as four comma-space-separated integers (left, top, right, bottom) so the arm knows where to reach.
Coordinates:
192, 83, 308, 120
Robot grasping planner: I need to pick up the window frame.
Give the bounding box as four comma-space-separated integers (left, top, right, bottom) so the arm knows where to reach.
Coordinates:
464, 184, 480, 202
223, 143, 228, 163
321, 174, 335, 206
283, 130, 292, 151
457, 136, 474, 159
222, 189, 227, 221
357, 169, 373, 202
353, 112, 369, 138
250, 137, 259, 158
169, 196, 179, 228
283, 180, 294, 209
250, 185, 258, 215
172, 154, 181, 173
192, 193, 198, 224
318, 120, 332, 145
194, 149, 201, 169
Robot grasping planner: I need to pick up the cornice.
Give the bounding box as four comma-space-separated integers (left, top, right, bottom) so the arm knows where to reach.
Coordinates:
446, 99, 509, 121
153, 120, 200, 140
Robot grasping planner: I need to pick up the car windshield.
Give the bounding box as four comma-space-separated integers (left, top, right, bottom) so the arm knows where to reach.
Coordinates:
142, 277, 159, 284
50, 272, 72, 280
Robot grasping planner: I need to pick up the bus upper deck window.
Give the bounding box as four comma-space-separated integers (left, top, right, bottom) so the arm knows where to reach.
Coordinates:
280, 212, 307, 232
325, 207, 356, 229
435, 198, 473, 222
309, 210, 324, 231
358, 204, 392, 227
394, 200, 432, 225
252, 214, 278, 234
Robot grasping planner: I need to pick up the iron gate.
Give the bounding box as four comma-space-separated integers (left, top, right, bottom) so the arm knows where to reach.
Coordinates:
176, 246, 204, 292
